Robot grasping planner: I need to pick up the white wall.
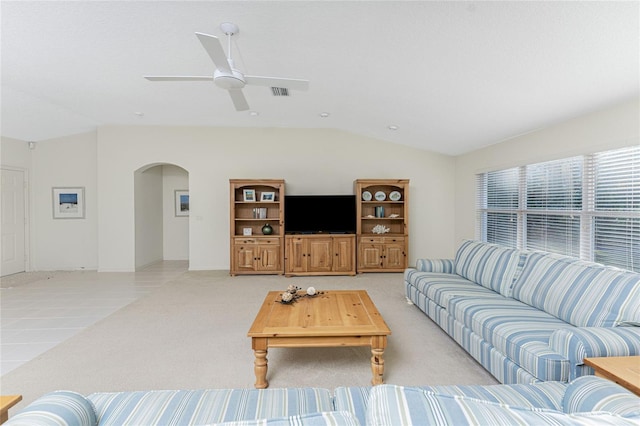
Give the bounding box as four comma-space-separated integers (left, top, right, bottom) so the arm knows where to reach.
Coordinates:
162, 165, 189, 260
454, 98, 640, 245
97, 126, 456, 271
134, 165, 164, 269
1, 137, 31, 169
29, 132, 98, 270
4, 99, 636, 271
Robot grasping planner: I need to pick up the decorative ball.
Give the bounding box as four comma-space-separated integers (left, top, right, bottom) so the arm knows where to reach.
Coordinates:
287, 284, 298, 294
281, 292, 293, 302
307, 286, 316, 296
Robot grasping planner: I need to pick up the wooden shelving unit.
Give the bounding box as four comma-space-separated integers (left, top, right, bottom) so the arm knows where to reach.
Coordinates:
230, 179, 285, 276
355, 179, 409, 272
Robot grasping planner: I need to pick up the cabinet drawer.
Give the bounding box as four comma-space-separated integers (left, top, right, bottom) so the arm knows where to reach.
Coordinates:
359, 236, 405, 244
234, 238, 280, 245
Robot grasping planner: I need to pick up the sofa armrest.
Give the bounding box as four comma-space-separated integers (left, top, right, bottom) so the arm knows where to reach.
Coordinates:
5, 391, 97, 426
549, 327, 640, 380
414, 258, 455, 273
563, 376, 640, 417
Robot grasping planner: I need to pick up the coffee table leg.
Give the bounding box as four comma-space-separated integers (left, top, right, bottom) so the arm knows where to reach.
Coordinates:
371, 336, 387, 385
252, 338, 269, 389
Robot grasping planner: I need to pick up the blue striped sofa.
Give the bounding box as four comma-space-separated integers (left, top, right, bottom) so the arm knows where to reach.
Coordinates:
405, 239, 640, 384
6, 376, 640, 425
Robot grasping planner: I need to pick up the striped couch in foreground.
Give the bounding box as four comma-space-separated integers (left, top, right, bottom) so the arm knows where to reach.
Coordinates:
6, 376, 640, 425
405, 240, 640, 385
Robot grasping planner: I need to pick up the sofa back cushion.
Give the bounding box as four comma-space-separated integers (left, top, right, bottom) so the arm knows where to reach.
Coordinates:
88, 388, 333, 426
512, 252, 640, 327
365, 384, 633, 426
454, 240, 525, 297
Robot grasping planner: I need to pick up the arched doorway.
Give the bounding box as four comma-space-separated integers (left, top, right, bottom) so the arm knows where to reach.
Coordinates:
134, 163, 189, 270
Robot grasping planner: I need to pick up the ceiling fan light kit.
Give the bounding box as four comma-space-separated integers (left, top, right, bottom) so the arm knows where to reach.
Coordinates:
143, 22, 309, 112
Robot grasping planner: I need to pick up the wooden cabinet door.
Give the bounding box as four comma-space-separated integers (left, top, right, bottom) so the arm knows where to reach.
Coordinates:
256, 245, 281, 271
235, 245, 257, 272
286, 237, 307, 273
359, 243, 383, 269
333, 237, 354, 272
308, 238, 333, 272
383, 243, 405, 269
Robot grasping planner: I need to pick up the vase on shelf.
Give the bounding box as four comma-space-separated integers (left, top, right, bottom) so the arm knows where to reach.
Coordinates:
261, 223, 273, 235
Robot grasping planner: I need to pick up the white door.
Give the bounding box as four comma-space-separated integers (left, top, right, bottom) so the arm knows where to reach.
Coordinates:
1, 168, 26, 276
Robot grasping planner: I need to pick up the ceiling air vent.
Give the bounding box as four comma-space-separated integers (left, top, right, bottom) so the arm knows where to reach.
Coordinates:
271, 87, 290, 97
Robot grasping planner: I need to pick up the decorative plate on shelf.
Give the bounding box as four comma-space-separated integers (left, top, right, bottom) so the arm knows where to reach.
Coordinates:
374, 191, 386, 201
389, 191, 402, 201
362, 191, 372, 201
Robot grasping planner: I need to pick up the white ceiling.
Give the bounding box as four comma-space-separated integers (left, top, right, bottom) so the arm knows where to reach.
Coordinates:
1, 1, 638, 156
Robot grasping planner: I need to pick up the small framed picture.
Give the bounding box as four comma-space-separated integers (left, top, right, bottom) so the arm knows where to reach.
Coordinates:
260, 192, 275, 202
243, 228, 252, 236
243, 189, 256, 202
52, 187, 85, 219
175, 190, 189, 216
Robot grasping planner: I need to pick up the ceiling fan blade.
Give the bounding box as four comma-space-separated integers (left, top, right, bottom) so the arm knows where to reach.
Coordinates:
195, 32, 231, 74
244, 75, 309, 91
144, 76, 213, 81
228, 89, 249, 111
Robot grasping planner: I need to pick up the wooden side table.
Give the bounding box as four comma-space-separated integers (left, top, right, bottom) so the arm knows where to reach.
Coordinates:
0, 395, 22, 424
583, 356, 640, 396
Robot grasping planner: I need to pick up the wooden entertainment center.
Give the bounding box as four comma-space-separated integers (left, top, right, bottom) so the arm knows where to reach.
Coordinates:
229, 179, 408, 276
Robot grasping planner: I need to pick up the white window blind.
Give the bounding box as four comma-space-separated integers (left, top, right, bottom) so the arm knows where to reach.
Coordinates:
476, 144, 639, 272
476, 168, 519, 246
524, 157, 582, 257
591, 146, 639, 271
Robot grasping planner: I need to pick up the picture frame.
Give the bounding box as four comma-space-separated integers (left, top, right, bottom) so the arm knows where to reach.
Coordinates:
243, 189, 256, 202
260, 192, 275, 202
243, 227, 253, 236
52, 187, 85, 219
175, 190, 189, 216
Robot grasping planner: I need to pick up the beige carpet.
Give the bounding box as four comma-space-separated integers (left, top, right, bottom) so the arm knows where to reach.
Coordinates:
1, 271, 497, 409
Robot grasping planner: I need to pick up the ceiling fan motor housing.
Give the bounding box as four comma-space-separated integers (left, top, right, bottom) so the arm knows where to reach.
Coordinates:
213, 69, 246, 89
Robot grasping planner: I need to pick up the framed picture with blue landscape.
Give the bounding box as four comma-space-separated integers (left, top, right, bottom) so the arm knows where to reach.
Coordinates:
175, 190, 189, 216
52, 187, 85, 219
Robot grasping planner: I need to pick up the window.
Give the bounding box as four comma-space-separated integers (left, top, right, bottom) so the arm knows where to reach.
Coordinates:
476, 145, 639, 272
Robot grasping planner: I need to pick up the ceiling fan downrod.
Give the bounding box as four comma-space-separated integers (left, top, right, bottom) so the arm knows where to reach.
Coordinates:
220, 22, 239, 65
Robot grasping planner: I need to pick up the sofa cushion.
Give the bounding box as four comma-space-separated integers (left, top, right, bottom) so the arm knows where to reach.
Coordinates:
6, 391, 97, 426
365, 384, 636, 426
418, 381, 568, 411
448, 297, 571, 381
213, 411, 361, 426
87, 388, 333, 426
454, 240, 525, 297
406, 271, 503, 308
563, 376, 640, 417
335, 380, 569, 424
512, 252, 640, 327
414, 258, 454, 273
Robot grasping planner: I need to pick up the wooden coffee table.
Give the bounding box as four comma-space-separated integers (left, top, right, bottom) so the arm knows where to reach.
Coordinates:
248, 290, 391, 388
0, 395, 22, 424
584, 356, 640, 396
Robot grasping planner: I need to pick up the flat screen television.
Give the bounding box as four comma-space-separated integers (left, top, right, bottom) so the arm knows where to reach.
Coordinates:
285, 195, 356, 234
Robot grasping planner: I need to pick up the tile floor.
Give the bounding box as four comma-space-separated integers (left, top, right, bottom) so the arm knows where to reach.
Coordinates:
0, 261, 188, 376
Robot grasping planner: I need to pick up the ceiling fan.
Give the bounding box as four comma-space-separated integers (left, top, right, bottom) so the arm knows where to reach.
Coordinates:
144, 22, 309, 111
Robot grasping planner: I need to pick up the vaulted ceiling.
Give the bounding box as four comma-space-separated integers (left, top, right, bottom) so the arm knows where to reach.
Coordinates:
2, 1, 638, 155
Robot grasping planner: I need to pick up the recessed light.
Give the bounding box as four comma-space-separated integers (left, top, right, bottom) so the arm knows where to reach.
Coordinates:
388, 125, 399, 131
319, 112, 330, 118
249, 111, 260, 116
134, 112, 144, 118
